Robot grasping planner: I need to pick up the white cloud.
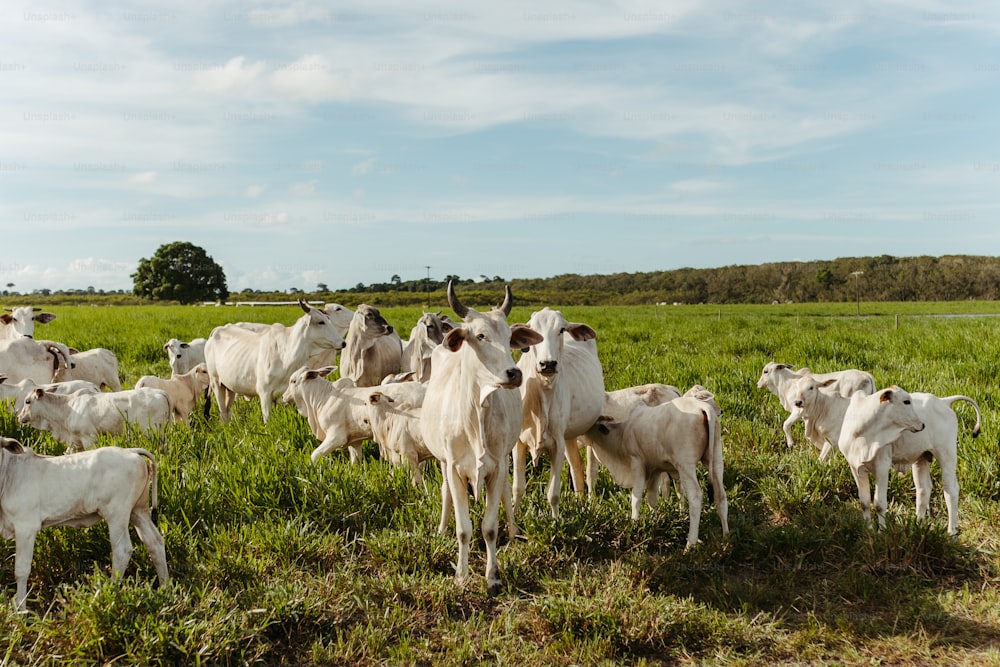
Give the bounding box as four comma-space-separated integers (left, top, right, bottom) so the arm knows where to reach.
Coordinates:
191, 56, 265, 93
351, 157, 377, 175
128, 171, 158, 184
290, 180, 317, 196
245, 184, 266, 198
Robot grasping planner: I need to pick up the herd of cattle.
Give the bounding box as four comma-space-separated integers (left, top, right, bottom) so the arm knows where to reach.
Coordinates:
0, 285, 984, 609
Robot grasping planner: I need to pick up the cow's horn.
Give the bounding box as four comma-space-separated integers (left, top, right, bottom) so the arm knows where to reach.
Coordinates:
447, 280, 468, 319
498, 285, 512, 316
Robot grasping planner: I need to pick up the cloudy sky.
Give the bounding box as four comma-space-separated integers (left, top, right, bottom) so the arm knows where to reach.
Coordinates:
2, 0, 998, 293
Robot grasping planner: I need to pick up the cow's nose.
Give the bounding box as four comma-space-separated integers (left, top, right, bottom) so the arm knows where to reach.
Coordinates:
506, 367, 522, 386
794, 400, 803, 408
539, 360, 558, 375
385, 325, 394, 335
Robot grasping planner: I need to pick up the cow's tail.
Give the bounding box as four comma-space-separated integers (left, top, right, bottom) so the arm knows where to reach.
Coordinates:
941, 395, 982, 438
133, 448, 159, 510
702, 405, 729, 534
202, 386, 212, 420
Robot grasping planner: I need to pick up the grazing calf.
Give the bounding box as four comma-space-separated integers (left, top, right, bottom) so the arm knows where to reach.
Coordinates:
0, 375, 100, 412
163, 338, 207, 377
0, 437, 169, 611
135, 363, 211, 423
757, 362, 876, 448
837, 386, 981, 535
55, 347, 121, 391
420, 282, 542, 595
17, 387, 172, 452
513, 307, 603, 517
583, 395, 729, 549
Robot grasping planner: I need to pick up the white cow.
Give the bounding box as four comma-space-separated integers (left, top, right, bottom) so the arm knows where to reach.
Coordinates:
0, 307, 56, 340
757, 362, 876, 448
283, 365, 425, 464
513, 307, 604, 517
0, 337, 73, 385
339, 304, 402, 388
420, 282, 543, 595
163, 338, 207, 377
0, 376, 101, 413
583, 395, 729, 549
17, 387, 172, 452
399, 312, 454, 382
204, 300, 346, 423
837, 386, 981, 535
55, 347, 121, 391
135, 363, 211, 423
0, 437, 169, 611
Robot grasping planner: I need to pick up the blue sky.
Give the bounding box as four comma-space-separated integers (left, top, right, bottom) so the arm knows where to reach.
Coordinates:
2, 1, 998, 293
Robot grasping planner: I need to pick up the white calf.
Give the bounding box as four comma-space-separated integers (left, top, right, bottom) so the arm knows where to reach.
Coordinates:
837, 386, 981, 535
55, 347, 121, 391
0, 437, 169, 611
135, 363, 211, 422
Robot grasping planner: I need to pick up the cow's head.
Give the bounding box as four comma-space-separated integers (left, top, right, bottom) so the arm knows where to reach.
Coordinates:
757, 361, 794, 389
839, 385, 925, 467
524, 307, 596, 377
322, 303, 355, 337
416, 312, 454, 348
282, 364, 336, 405
791, 376, 837, 410
443, 281, 543, 399
351, 304, 394, 339
298, 299, 346, 350
1, 307, 56, 339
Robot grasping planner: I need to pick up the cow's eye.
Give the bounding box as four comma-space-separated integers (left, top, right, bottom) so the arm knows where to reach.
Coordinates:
477, 333, 486, 341
903, 400, 911, 405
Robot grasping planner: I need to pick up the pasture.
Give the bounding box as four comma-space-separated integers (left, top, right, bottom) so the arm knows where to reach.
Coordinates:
1, 301, 999, 665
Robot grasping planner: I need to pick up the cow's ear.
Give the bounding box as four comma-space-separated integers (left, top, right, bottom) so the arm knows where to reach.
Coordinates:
34, 312, 56, 324
368, 391, 384, 405
1, 438, 24, 454
440, 319, 455, 333
820, 379, 837, 388
162, 342, 170, 351
0, 313, 12, 325
0, 374, 6, 385
444, 327, 467, 352
510, 325, 543, 350
180, 342, 190, 349
33, 388, 45, 399
565, 323, 597, 341
880, 389, 893, 403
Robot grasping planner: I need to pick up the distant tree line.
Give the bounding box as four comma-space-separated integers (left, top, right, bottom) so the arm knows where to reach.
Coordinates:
7, 254, 1000, 306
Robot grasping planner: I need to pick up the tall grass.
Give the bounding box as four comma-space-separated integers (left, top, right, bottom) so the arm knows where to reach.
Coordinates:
0, 302, 998, 664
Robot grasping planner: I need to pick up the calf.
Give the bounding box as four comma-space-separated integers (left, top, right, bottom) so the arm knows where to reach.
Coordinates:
0, 437, 169, 611
55, 347, 121, 391
583, 395, 729, 549
837, 386, 981, 535
17, 387, 172, 452
399, 312, 454, 382
757, 362, 875, 448
339, 304, 402, 387
282, 365, 425, 464
0, 375, 100, 413
0, 337, 73, 385
135, 363, 211, 422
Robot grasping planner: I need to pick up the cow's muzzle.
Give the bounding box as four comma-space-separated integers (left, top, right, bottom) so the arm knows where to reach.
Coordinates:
538, 360, 558, 376
500, 367, 523, 388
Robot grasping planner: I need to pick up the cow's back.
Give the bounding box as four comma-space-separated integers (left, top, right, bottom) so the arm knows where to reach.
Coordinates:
205, 324, 263, 395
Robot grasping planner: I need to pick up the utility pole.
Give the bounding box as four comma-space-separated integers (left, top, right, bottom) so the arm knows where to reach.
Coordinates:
850, 271, 864, 316
425, 265, 431, 309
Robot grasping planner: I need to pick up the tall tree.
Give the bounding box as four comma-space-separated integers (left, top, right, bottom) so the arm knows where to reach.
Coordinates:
132, 241, 228, 303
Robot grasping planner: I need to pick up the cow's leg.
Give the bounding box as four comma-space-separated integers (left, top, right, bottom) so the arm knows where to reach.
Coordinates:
258, 389, 273, 423
347, 445, 363, 464
546, 436, 565, 518
310, 434, 346, 462
511, 438, 528, 510
437, 462, 452, 535
911, 459, 932, 519
939, 460, 961, 535
564, 437, 586, 496
782, 408, 802, 448
630, 460, 645, 520
216, 383, 234, 422
106, 513, 135, 577
131, 508, 170, 586
500, 473, 518, 539
817, 440, 834, 462
445, 465, 472, 587
709, 453, 729, 536
13, 527, 38, 612
645, 478, 660, 512
407, 452, 423, 486
482, 471, 505, 596
850, 465, 874, 527
585, 443, 599, 497
873, 462, 890, 530
676, 465, 704, 550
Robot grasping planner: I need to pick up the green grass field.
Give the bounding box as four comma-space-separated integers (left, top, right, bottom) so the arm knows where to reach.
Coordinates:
1, 301, 999, 665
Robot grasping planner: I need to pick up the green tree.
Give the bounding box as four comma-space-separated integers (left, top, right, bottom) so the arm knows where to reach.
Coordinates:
132, 241, 228, 303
